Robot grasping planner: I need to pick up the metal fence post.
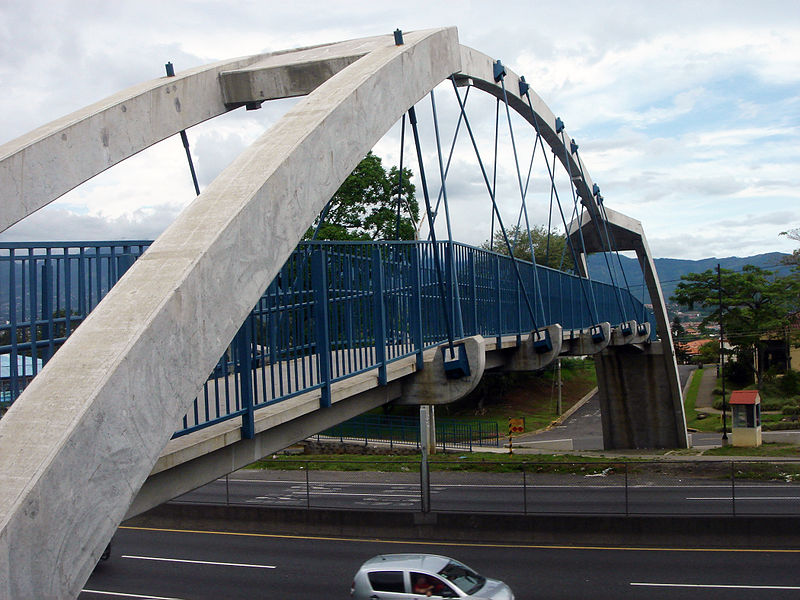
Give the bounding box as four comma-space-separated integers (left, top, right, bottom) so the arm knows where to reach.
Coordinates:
306, 463, 311, 509
731, 460, 736, 517
624, 462, 629, 516
523, 466, 528, 515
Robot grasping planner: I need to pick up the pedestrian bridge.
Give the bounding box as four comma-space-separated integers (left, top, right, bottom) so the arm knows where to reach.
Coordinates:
0, 27, 685, 599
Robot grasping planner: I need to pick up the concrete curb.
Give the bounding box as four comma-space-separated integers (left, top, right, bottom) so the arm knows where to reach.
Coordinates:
126, 502, 800, 550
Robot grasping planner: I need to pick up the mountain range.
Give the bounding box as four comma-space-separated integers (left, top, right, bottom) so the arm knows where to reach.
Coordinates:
586, 251, 792, 305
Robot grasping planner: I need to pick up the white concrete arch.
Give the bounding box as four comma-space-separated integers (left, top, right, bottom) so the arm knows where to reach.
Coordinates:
0, 27, 614, 599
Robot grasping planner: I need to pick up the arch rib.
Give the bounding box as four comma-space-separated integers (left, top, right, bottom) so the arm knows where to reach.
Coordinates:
0, 27, 460, 599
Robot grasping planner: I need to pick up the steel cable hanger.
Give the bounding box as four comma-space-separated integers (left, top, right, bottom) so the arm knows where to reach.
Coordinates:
519, 82, 598, 325
449, 76, 540, 332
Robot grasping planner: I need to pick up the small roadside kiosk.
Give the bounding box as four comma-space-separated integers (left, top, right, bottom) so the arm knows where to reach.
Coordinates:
729, 390, 762, 447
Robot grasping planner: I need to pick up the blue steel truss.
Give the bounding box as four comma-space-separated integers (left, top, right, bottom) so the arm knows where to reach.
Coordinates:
0, 240, 655, 437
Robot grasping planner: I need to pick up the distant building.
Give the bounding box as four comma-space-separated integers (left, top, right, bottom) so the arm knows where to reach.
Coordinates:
757, 313, 800, 373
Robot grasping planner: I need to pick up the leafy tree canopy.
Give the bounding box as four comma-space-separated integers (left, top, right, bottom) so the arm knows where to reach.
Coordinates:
671, 265, 800, 383
780, 227, 800, 267
481, 224, 575, 271
305, 151, 418, 241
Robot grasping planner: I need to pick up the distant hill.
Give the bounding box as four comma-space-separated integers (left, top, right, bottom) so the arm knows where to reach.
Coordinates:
586, 252, 792, 305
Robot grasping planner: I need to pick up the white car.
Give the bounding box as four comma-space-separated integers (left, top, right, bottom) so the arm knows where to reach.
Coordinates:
351, 554, 514, 599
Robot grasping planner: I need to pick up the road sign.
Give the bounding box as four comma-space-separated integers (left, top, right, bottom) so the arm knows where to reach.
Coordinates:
508, 417, 525, 435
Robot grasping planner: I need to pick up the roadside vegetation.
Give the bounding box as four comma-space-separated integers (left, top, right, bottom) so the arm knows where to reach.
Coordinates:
685, 364, 800, 433
248, 451, 629, 475
384, 357, 596, 435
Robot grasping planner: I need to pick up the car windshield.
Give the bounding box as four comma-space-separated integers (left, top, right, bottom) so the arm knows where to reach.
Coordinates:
438, 559, 486, 595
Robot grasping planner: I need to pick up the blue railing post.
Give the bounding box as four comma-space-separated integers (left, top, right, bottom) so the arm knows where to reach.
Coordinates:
41, 260, 54, 362
469, 252, 477, 336
311, 248, 332, 407
235, 316, 255, 439
516, 265, 522, 344
8, 248, 19, 399
372, 247, 388, 386
28, 258, 38, 373
410, 245, 424, 370
494, 255, 502, 344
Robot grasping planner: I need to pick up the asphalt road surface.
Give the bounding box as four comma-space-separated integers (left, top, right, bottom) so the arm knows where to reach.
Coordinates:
173, 469, 800, 516
82, 525, 800, 599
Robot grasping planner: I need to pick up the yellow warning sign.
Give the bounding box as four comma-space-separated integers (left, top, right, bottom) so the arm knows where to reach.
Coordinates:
508, 417, 525, 435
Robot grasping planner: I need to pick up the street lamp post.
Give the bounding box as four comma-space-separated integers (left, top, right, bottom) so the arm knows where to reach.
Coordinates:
718, 264, 728, 443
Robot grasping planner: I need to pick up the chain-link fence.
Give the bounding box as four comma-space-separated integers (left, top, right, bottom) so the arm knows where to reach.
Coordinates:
172, 459, 800, 516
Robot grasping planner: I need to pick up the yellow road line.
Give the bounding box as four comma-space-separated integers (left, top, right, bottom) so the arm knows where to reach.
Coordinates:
119, 526, 800, 553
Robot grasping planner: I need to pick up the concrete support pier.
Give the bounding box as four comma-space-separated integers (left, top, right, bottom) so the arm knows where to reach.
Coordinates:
595, 342, 688, 448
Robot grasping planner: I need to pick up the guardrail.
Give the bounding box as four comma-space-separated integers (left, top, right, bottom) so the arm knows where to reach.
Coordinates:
173, 459, 800, 517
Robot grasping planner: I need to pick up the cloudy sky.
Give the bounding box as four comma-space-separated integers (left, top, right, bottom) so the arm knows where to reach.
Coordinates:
1, 0, 798, 260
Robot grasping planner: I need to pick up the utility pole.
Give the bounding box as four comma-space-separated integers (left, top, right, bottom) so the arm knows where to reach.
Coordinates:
718, 264, 728, 443
557, 358, 562, 415
419, 405, 431, 512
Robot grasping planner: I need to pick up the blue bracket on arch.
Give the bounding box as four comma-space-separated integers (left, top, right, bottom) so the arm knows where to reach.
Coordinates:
493, 59, 506, 82
442, 343, 471, 379
637, 323, 649, 336
570, 139, 579, 154
620, 322, 633, 337
555, 117, 565, 133
518, 76, 529, 96
590, 324, 605, 343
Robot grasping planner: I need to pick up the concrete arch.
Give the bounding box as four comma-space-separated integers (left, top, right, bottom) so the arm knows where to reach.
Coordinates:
0, 28, 618, 599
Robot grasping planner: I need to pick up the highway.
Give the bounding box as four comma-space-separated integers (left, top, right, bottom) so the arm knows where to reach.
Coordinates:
81, 525, 800, 599
172, 470, 800, 516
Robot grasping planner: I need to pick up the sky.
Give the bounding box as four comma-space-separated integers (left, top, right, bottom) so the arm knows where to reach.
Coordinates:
1, 0, 798, 260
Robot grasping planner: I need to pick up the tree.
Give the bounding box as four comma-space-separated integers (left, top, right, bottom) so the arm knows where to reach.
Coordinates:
305, 152, 418, 241
696, 339, 720, 365
780, 228, 800, 267
671, 265, 800, 385
671, 316, 690, 364
481, 225, 575, 271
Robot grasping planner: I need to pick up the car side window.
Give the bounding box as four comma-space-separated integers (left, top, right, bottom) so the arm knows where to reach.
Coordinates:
368, 570, 405, 593
411, 572, 458, 598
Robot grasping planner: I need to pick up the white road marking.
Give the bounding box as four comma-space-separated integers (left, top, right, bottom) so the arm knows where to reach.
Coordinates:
631, 582, 800, 590
121, 555, 276, 569
687, 497, 799, 501
81, 590, 185, 599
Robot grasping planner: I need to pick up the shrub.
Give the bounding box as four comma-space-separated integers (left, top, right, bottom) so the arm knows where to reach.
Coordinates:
779, 370, 800, 396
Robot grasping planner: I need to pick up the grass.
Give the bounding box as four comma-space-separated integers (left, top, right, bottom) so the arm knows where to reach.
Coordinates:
703, 443, 800, 457
436, 359, 597, 434
248, 451, 626, 474
683, 368, 723, 432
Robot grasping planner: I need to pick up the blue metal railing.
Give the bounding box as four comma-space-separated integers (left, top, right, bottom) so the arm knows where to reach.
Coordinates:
1, 239, 654, 439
